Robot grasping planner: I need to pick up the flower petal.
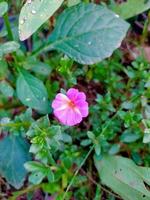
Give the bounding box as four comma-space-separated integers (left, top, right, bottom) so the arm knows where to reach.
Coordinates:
76, 101, 88, 117
67, 88, 79, 101
52, 93, 69, 110
54, 107, 82, 126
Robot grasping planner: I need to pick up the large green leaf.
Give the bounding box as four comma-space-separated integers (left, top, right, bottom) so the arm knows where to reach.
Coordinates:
0, 1, 8, 17
46, 3, 129, 64
16, 69, 50, 114
110, 0, 150, 19
0, 135, 31, 189
95, 155, 150, 200
19, 0, 64, 41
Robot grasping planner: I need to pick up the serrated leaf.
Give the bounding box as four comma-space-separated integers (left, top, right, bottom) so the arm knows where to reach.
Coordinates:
0, 135, 31, 189
95, 155, 150, 200
0, 2, 8, 17
16, 69, 50, 114
46, 3, 129, 64
110, 0, 150, 19
19, 0, 64, 41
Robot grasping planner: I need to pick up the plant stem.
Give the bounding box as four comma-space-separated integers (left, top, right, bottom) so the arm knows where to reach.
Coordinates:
3, 13, 14, 40
31, 42, 54, 57
0, 121, 30, 128
8, 184, 43, 200
62, 145, 94, 200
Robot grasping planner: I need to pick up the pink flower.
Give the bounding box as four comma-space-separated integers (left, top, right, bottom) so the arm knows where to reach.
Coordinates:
52, 88, 88, 126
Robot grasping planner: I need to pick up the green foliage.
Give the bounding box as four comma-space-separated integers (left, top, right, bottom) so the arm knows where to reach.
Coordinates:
0, 41, 20, 58
16, 69, 50, 114
0, 135, 31, 189
0, 1, 8, 17
19, 0, 64, 40
110, 0, 150, 19
47, 3, 129, 64
0, 0, 150, 199
0, 80, 14, 97
95, 155, 150, 200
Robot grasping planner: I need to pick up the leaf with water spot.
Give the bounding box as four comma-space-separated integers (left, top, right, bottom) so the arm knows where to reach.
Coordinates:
19, 0, 64, 41
16, 69, 50, 114
46, 3, 129, 64
95, 155, 150, 200
109, 0, 150, 19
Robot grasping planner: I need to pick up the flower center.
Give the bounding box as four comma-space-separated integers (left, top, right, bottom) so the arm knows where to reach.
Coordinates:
68, 100, 76, 108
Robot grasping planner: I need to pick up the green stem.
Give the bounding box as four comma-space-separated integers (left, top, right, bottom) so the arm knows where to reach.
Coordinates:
8, 184, 43, 200
31, 42, 54, 57
0, 121, 30, 128
141, 11, 150, 44
62, 145, 94, 200
3, 13, 14, 40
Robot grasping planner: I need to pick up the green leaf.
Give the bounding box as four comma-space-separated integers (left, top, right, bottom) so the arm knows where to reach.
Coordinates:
120, 130, 141, 143
0, 135, 31, 189
0, 80, 14, 97
29, 171, 46, 184
16, 69, 50, 114
25, 162, 47, 184
47, 3, 129, 64
67, 0, 81, 7
95, 155, 150, 200
143, 128, 150, 143
25, 161, 54, 184
108, 144, 120, 155
23, 59, 51, 76
19, 0, 64, 41
0, 60, 8, 78
0, 2, 8, 17
0, 41, 20, 58
24, 161, 46, 172
110, 0, 150, 19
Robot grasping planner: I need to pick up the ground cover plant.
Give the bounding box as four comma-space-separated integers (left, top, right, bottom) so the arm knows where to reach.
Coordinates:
0, 0, 150, 199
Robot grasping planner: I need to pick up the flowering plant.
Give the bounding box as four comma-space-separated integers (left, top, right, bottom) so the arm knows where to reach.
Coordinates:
0, 0, 150, 200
